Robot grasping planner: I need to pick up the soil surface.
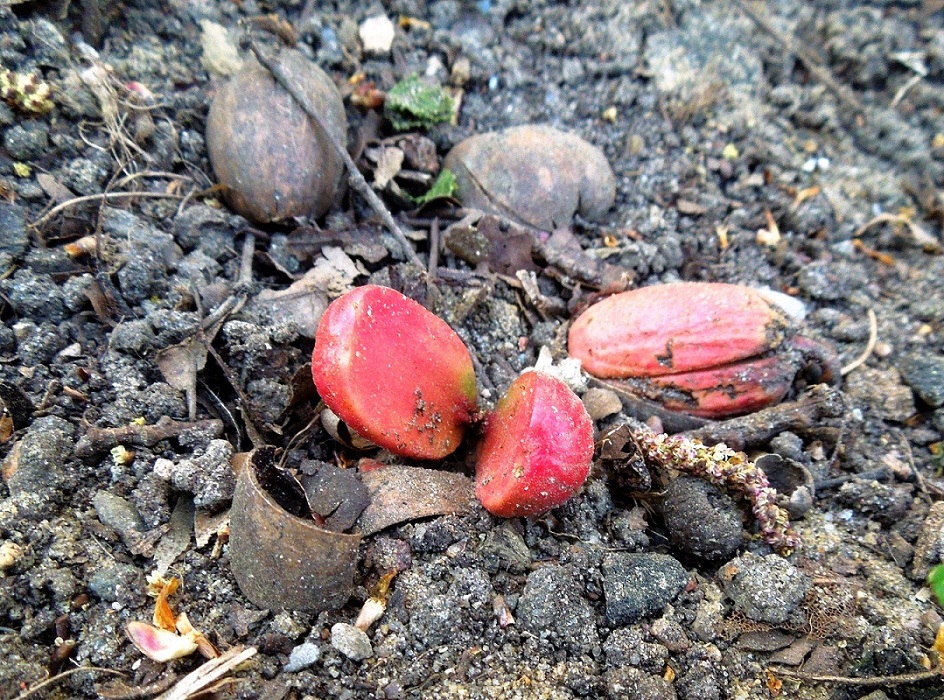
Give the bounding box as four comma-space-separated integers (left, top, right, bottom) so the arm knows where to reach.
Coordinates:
2, 1, 944, 699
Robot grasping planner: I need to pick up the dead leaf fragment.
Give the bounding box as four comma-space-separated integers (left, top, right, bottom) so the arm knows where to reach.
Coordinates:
156, 338, 208, 421
356, 465, 474, 535
370, 146, 405, 189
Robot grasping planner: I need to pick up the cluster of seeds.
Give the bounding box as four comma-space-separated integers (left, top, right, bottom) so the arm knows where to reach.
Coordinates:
1, 68, 53, 114
631, 423, 801, 555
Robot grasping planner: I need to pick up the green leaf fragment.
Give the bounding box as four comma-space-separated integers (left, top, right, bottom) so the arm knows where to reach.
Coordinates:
930, 564, 944, 608
384, 75, 455, 131
410, 169, 457, 205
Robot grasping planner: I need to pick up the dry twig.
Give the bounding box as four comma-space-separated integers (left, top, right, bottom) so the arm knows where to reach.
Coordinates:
770, 665, 941, 686
14, 666, 125, 700
840, 308, 878, 376
75, 417, 224, 457
31, 191, 186, 230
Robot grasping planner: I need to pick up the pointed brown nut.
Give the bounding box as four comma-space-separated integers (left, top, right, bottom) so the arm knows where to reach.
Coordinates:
206, 48, 347, 223
312, 285, 477, 460
475, 371, 594, 517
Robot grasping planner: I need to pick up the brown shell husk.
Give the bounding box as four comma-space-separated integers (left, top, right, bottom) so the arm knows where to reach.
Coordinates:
206, 48, 347, 223
229, 447, 360, 611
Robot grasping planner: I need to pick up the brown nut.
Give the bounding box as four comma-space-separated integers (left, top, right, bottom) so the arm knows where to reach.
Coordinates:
206, 48, 347, 223
229, 447, 360, 611
443, 125, 615, 230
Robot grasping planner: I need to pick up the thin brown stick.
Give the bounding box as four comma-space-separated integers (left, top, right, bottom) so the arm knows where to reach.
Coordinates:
840, 308, 878, 376
75, 416, 225, 457
770, 665, 940, 686
14, 666, 126, 700
108, 171, 193, 190
247, 39, 423, 268
31, 191, 185, 230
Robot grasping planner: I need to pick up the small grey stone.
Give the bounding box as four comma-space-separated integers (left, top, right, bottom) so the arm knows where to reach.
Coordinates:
662, 477, 743, 561
517, 565, 599, 653
283, 642, 321, 672
62, 156, 110, 196
28, 18, 70, 66
603, 628, 668, 672
649, 618, 690, 653
3, 122, 49, 161
769, 432, 805, 462
718, 552, 810, 624
0, 203, 28, 258
405, 589, 462, 648
270, 611, 309, 639
796, 261, 868, 301
88, 563, 145, 606
602, 553, 689, 625
835, 480, 912, 525
13, 320, 67, 365
3, 416, 74, 497
331, 622, 373, 661
3, 269, 66, 324
109, 320, 157, 354
92, 491, 146, 549
843, 366, 916, 422
898, 354, 944, 408
153, 439, 235, 508
604, 666, 677, 700
62, 273, 95, 312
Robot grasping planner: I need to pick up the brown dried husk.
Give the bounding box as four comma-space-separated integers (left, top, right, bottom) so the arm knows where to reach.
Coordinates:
228, 447, 360, 611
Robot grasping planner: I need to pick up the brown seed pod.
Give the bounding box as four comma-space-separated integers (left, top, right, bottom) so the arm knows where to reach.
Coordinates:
228, 447, 360, 611
206, 48, 347, 223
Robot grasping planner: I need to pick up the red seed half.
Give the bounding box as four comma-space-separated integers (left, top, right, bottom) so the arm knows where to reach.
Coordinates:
312, 285, 477, 460
475, 371, 594, 518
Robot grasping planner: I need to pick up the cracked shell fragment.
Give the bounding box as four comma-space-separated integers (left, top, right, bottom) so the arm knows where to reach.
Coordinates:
312, 285, 477, 460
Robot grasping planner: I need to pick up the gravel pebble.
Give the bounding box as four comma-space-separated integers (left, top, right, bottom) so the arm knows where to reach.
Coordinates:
2, 416, 73, 498
283, 642, 321, 672
92, 491, 146, 549
604, 666, 677, 700
330, 622, 373, 661
898, 353, 944, 408
718, 552, 810, 625
153, 439, 235, 508
602, 553, 689, 625
516, 565, 599, 653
